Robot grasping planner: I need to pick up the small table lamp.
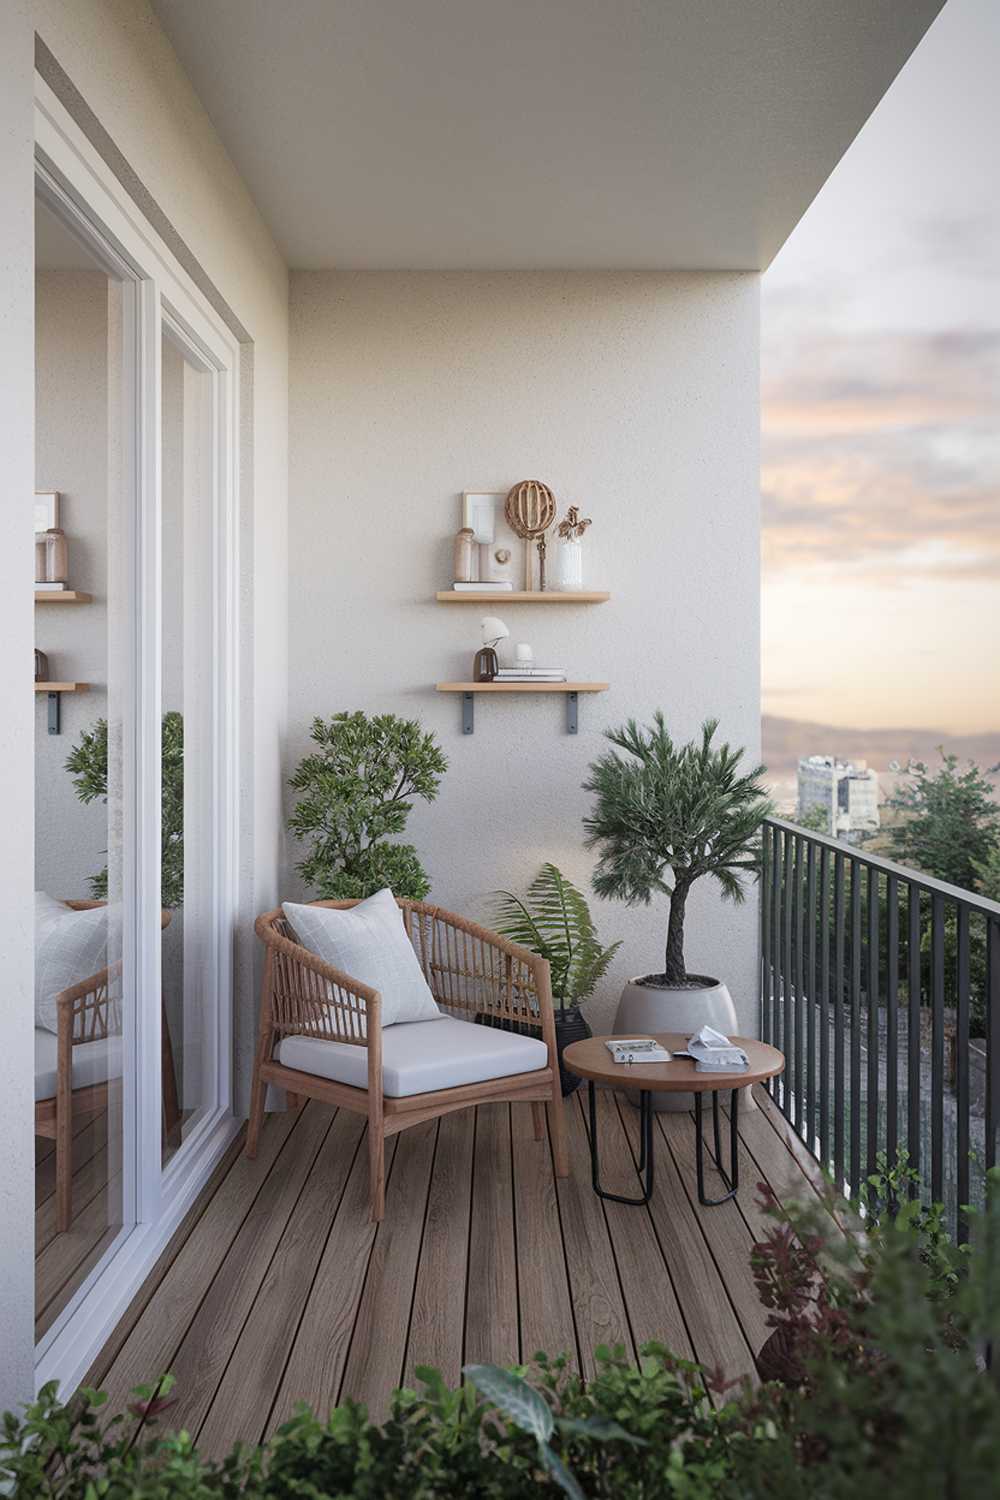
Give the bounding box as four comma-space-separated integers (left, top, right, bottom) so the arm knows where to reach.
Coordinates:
474, 615, 509, 681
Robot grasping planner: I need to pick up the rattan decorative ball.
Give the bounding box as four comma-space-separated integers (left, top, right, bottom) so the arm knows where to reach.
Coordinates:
504, 480, 556, 540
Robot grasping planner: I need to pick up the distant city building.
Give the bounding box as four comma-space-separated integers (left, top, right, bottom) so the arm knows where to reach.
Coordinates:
797, 755, 880, 839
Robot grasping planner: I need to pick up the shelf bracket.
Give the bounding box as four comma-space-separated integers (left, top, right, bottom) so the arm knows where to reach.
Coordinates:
566, 691, 579, 734
462, 691, 475, 735
47, 690, 61, 736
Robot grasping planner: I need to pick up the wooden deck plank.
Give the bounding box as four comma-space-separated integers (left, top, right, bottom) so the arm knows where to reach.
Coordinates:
403, 1109, 475, 1390
96, 1108, 301, 1415
464, 1103, 519, 1370
157, 1103, 334, 1440
615, 1094, 756, 1385
35, 1173, 122, 1338
510, 1101, 578, 1370
36, 1142, 110, 1255
266, 1132, 401, 1435
196, 1109, 367, 1457
736, 1089, 827, 1210
82, 1127, 248, 1392
580, 1090, 693, 1360
556, 1095, 634, 1375
660, 1111, 771, 1359
341, 1120, 439, 1421
36, 1112, 108, 1209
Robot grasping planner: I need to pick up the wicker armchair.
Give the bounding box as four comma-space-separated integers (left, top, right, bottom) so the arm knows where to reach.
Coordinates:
248, 898, 569, 1219
34, 901, 180, 1233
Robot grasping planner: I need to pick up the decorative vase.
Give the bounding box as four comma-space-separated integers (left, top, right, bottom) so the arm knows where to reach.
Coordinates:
453, 526, 476, 583
45, 527, 69, 585
614, 974, 738, 1111
554, 1004, 592, 1095
555, 536, 584, 592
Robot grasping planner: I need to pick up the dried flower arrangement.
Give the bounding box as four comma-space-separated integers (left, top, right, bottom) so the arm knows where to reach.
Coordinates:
556, 505, 592, 540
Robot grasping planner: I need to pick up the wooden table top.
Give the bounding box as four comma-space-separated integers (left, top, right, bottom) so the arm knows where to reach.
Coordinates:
561, 1033, 785, 1092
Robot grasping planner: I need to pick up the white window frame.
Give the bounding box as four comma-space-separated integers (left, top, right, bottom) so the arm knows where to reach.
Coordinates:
33, 74, 241, 1395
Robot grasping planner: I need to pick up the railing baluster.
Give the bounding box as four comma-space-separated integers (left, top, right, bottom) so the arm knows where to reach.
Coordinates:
819, 844, 830, 1171
867, 864, 880, 1181
761, 819, 772, 1047
907, 883, 922, 1197
956, 903, 970, 1244
885, 874, 899, 1170
850, 861, 862, 1195
834, 851, 846, 1189
930, 893, 945, 1205
806, 840, 817, 1152
782, 829, 794, 1121
759, 819, 1000, 1221
987, 917, 999, 1172
794, 833, 804, 1135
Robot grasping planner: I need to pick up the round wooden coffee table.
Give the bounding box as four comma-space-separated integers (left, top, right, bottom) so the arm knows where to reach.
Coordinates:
561, 1033, 785, 1208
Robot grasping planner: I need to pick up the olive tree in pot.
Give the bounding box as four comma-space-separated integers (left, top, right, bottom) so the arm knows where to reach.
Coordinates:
492, 863, 621, 1095
584, 714, 772, 1109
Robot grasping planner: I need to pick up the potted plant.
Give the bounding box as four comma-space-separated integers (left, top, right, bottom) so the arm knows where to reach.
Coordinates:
492, 862, 621, 1094
288, 710, 448, 900
583, 714, 772, 1109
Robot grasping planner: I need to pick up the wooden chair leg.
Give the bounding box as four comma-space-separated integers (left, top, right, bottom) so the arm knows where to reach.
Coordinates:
161, 1005, 182, 1151
286, 1091, 303, 1111
369, 1121, 386, 1222
547, 1092, 569, 1179
531, 1101, 546, 1140
246, 1065, 266, 1159
56, 1097, 73, 1234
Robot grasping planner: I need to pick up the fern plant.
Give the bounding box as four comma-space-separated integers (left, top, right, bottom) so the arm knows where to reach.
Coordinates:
491, 863, 621, 1017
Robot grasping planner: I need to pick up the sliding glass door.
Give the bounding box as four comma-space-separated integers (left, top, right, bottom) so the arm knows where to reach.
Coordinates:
34, 82, 240, 1390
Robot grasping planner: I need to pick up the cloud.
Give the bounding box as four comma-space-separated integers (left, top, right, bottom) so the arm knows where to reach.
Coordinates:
762, 325, 1000, 582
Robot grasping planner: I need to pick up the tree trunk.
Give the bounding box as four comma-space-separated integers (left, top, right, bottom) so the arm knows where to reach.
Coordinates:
663, 883, 689, 986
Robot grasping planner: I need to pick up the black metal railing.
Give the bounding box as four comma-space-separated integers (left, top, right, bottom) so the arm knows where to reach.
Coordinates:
761, 817, 1000, 1239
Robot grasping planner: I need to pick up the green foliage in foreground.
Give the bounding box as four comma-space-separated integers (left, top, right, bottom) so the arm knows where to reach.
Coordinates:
288, 711, 448, 902
5, 1170, 1000, 1498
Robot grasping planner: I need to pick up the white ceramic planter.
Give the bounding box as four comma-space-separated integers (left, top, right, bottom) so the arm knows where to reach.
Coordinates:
614, 974, 739, 1111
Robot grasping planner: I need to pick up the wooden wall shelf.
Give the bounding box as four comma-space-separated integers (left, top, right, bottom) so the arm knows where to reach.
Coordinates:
436, 590, 609, 604
436, 681, 608, 735
34, 681, 89, 736
35, 590, 93, 604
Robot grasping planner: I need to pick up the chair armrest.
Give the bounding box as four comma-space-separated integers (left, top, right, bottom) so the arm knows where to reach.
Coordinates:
255, 912, 381, 1044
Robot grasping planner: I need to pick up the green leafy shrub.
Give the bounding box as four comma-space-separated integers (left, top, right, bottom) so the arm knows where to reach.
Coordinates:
491, 863, 621, 1016
287, 711, 448, 902
65, 712, 185, 909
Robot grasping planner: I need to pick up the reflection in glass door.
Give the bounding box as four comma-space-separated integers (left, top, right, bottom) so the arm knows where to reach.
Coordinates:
33, 190, 133, 1339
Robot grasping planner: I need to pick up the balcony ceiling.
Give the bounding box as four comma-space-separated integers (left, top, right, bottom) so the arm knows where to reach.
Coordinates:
151, 0, 943, 272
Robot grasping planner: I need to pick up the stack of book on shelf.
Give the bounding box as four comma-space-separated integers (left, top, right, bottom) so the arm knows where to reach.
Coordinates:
451, 580, 513, 591
494, 666, 567, 682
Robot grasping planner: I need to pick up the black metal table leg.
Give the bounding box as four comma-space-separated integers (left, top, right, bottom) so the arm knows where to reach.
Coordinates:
588, 1082, 654, 1205
694, 1088, 740, 1206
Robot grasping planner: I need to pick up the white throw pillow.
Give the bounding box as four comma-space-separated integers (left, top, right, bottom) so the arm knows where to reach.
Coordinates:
35, 898, 108, 1034
281, 889, 441, 1029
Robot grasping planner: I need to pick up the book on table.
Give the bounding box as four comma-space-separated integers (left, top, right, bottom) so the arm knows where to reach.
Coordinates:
605, 1037, 672, 1064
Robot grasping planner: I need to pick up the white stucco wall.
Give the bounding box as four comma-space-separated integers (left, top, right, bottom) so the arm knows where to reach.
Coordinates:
288, 271, 761, 1035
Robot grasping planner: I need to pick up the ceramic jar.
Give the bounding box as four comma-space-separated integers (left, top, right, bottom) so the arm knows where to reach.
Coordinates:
555, 536, 583, 592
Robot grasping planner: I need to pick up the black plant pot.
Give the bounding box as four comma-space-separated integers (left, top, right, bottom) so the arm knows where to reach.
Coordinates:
555, 1005, 592, 1095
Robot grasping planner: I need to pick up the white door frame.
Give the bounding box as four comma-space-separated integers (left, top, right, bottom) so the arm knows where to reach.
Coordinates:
33, 75, 241, 1395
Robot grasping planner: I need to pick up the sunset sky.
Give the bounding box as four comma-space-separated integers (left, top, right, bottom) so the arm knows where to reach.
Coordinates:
761, 0, 999, 735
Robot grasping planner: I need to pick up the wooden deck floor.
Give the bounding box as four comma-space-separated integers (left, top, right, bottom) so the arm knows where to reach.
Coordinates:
85, 1086, 824, 1454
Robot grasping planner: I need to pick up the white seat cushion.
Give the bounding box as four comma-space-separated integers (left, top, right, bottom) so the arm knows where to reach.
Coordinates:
277, 1015, 548, 1098
34, 1027, 121, 1102
281, 889, 440, 1028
